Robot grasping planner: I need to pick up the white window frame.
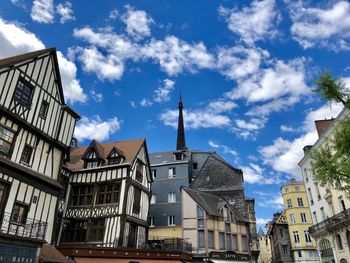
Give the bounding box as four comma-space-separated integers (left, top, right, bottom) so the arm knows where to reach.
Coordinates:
150, 217, 155, 227
290, 214, 296, 224
168, 215, 175, 226
287, 199, 292, 208
293, 231, 300, 243
168, 192, 176, 203
168, 167, 176, 178
301, 213, 307, 223
297, 198, 304, 207
151, 194, 156, 204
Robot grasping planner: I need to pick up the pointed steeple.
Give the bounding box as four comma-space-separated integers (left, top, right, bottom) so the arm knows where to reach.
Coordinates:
176, 93, 187, 150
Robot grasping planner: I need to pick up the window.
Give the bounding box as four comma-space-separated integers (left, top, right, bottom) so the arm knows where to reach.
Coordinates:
223, 207, 229, 221
149, 217, 155, 227
225, 223, 231, 232
70, 185, 94, 206
174, 152, 184, 160
11, 203, 28, 224
298, 251, 302, 257
168, 167, 176, 178
219, 232, 225, 250
279, 228, 284, 237
135, 160, 143, 182
290, 214, 296, 224
198, 230, 205, 248
198, 218, 205, 228
65, 220, 88, 242
285, 188, 289, 193
132, 188, 141, 214
39, 100, 49, 119
339, 196, 346, 211
320, 207, 325, 220
308, 188, 314, 205
193, 162, 198, 169
208, 230, 215, 249
151, 194, 156, 204
232, 234, 238, 250
13, 79, 33, 107
314, 182, 321, 200
226, 234, 232, 250
304, 168, 309, 182
168, 215, 175, 226
242, 235, 248, 252
293, 231, 300, 243
20, 145, 33, 165
282, 245, 289, 255
336, 234, 343, 250
287, 199, 292, 208
304, 230, 312, 243
313, 211, 318, 224
97, 183, 120, 204
297, 198, 304, 207
86, 160, 99, 168
168, 192, 176, 203
151, 169, 156, 179
198, 206, 205, 217
295, 186, 300, 192
301, 213, 307, 223
88, 219, 105, 241
108, 156, 122, 165
0, 125, 15, 158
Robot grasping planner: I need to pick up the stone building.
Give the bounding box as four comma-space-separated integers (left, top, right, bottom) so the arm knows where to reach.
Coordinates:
299, 108, 350, 263
148, 95, 259, 262
257, 227, 272, 263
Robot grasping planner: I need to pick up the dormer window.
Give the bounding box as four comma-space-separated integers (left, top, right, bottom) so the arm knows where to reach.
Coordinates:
84, 149, 100, 168
174, 152, 185, 161
86, 160, 99, 168
107, 147, 125, 166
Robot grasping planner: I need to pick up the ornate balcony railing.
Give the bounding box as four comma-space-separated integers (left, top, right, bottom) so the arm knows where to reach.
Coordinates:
0, 213, 47, 240
309, 208, 350, 237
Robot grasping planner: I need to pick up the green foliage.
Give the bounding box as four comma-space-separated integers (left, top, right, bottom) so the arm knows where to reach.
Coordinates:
311, 71, 350, 196
310, 118, 350, 196
313, 70, 350, 108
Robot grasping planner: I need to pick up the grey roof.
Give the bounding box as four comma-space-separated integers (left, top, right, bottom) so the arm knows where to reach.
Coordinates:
258, 227, 265, 237
183, 187, 248, 222
150, 150, 191, 165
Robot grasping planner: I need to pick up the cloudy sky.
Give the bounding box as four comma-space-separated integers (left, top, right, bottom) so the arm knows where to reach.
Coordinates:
1, 0, 349, 230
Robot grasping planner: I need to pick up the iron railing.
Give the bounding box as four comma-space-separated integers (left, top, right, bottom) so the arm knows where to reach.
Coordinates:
61, 235, 192, 252
309, 208, 350, 236
0, 212, 47, 240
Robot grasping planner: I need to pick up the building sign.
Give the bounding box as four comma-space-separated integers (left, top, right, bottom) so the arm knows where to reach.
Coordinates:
209, 251, 251, 261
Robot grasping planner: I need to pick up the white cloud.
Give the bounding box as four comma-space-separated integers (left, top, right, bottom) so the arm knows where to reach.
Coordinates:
231, 118, 266, 140
226, 58, 308, 103
258, 194, 284, 209
259, 104, 343, 177
130, 101, 137, 108
0, 18, 86, 103
241, 163, 277, 184
90, 90, 104, 103
11, 0, 26, 9
31, 0, 54, 23
56, 2, 75, 24
208, 140, 220, 149
219, 0, 279, 45
208, 99, 237, 113
140, 98, 153, 107
74, 115, 121, 142
256, 218, 271, 225
161, 109, 231, 129
122, 5, 153, 41
153, 79, 175, 103
109, 9, 119, 20
289, 1, 350, 51
280, 125, 299, 133
216, 46, 269, 80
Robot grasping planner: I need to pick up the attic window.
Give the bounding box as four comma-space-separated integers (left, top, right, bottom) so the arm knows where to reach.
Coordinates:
84, 149, 100, 168
107, 148, 124, 165
174, 152, 185, 161
109, 156, 122, 165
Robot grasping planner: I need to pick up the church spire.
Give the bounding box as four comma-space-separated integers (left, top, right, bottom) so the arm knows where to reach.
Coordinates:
176, 93, 187, 150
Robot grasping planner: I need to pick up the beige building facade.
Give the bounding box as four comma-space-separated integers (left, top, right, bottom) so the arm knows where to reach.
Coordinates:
299, 108, 350, 263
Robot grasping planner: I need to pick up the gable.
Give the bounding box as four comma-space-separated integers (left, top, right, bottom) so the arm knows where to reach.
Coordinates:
191, 154, 243, 191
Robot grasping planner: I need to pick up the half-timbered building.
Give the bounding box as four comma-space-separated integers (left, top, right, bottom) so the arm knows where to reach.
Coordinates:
0, 49, 79, 262
58, 138, 152, 249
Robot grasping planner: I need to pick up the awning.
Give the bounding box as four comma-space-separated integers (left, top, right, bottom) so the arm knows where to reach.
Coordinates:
40, 244, 69, 263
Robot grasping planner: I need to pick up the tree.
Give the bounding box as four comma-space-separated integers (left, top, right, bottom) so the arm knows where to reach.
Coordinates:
310, 71, 350, 196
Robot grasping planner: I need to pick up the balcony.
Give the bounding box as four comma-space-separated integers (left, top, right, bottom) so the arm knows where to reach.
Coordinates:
0, 212, 47, 240
309, 208, 350, 237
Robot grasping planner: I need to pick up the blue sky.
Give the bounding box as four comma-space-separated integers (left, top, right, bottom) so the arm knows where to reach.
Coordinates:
1, 0, 350, 230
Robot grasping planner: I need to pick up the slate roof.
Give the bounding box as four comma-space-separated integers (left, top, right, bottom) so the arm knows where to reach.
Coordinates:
149, 150, 191, 165
183, 187, 248, 222
66, 138, 145, 171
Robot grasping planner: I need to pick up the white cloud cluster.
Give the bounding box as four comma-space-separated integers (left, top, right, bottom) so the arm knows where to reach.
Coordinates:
31, 0, 54, 23
30, 0, 75, 24
0, 17, 87, 103
280, 125, 299, 133
56, 2, 75, 24
289, 1, 350, 51
259, 104, 343, 177
153, 79, 175, 103
90, 90, 104, 103
241, 163, 278, 184
74, 115, 121, 142
219, 0, 279, 45
255, 192, 284, 210
122, 5, 153, 41
208, 140, 239, 161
